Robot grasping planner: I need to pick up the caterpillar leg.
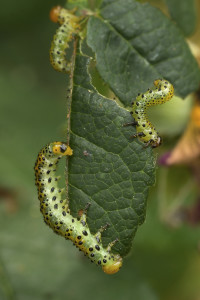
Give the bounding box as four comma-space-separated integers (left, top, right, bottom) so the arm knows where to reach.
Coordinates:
79, 202, 91, 226
95, 223, 109, 243
130, 132, 145, 139
123, 120, 138, 127
106, 238, 119, 253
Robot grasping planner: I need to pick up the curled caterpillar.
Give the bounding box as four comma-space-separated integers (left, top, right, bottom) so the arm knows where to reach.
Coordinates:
130, 79, 174, 148
49, 6, 82, 73
34, 142, 122, 274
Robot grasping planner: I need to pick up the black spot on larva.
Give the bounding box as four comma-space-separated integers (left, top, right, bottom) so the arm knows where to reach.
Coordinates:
48, 178, 52, 183
81, 221, 86, 226
78, 241, 83, 245
51, 187, 55, 192
89, 247, 93, 252
54, 204, 58, 209
49, 163, 53, 167
82, 230, 88, 236
91, 253, 95, 257
98, 260, 101, 265
62, 211, 66, 216
52, 196, 56, 201
95, 245, 100, 251
47, 170, 50, 175
103, 259, 107, 263
77, 236, 81, 240
60, 144, 67, 153
72, 219, 74, 223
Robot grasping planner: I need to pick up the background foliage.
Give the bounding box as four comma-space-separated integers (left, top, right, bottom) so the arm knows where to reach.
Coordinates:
0, 0, 200, 299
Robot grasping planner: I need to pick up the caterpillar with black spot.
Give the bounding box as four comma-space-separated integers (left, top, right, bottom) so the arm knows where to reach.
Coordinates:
34, 142, 122, 274
129, 79, 174, 148
49, 6, 83, 73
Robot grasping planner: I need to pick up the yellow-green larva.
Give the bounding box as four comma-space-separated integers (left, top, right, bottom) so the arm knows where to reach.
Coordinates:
130, 79, 174, 147
34, 142, 123, 274
49, 6, 82, 73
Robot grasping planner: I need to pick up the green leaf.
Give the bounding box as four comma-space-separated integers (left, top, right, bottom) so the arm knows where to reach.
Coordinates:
87, 0, 200, 106
165, 0, 197, 36
68, 54, 156, 256
65, 0, 90, 10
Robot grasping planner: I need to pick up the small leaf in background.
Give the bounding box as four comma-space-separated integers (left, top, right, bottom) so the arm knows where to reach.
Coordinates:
165, 0, 197, 36
160, 98, 200, 166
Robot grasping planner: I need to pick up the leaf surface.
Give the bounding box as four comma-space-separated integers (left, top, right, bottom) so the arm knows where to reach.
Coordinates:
68, 54, 156, 256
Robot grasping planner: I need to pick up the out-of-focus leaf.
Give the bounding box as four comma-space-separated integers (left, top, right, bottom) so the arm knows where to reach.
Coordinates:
160, 101, 200, 165
165, 0, 197, 36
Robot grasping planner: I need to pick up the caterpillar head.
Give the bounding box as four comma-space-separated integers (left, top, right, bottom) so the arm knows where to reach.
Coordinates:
151, 136, 162, 148
52, 142, 73, 156
102, 255, 122, 275
154, 79, 162, 86
50, 6, 61, 23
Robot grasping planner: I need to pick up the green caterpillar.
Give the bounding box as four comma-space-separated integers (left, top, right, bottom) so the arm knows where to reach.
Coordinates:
49, 6, 82, 73
34, 142, 122, 274
130, 79, 174, 147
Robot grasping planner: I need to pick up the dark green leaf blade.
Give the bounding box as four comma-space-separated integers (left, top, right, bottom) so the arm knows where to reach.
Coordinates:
68, 55, 156, 256
87, 0, 200, 106
165, 0, 197, 36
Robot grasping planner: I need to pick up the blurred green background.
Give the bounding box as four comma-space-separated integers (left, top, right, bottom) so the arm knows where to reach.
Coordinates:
1, 1, 200, 299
